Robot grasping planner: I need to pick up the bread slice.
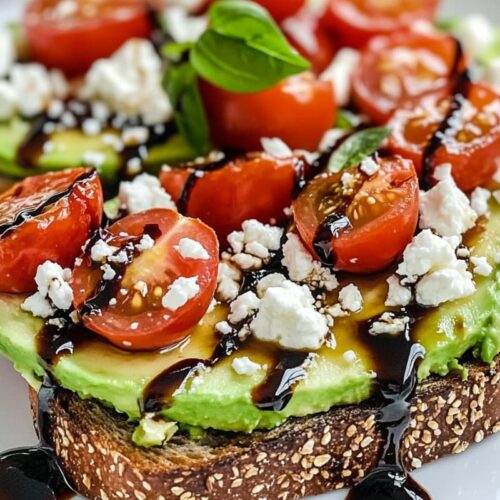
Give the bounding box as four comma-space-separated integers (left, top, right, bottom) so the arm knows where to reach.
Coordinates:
29, 357, 500, 500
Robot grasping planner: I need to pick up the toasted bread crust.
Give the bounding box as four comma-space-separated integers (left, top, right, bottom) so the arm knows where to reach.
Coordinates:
29, 358, 500, 500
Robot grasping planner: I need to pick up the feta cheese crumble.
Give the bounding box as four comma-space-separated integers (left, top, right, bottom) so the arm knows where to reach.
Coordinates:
260, 137, 293, 158
385, 275, 412, 307
369, 313, 410, 336
119, 173, 177, 214
162, 276, 200, 311
90, 239, 118, 262
470, 256, 493, 277
163, 6, 208, 43
175, 238, 209, 260
228, 291, 260, 324
231, 357, 263, 376
360, 156, 380, 176
338, 284, 363, 313
470, 187, 491, 217
216, 262, 242, 302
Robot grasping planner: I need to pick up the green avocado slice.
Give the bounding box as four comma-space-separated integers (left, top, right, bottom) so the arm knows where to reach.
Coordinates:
0, 204, 498, 433
0, 119, 197, 182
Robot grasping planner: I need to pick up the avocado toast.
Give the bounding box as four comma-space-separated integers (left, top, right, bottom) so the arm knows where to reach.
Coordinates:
0, 0, 500, 499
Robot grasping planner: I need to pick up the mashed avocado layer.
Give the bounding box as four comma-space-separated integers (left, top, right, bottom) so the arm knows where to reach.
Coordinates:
0, 204, 498, 433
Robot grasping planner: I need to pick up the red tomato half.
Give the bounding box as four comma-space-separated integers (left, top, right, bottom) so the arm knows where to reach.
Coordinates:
24, 0, 152, 76
200, 73, 336, 151
282, 10, 337, 74
0, 168, 103, 293
201, 0, 305, 22
72, 209, 219, 351
321, 0, 440, 49
388, 83, 500, 191
293, 156, 419, 273
161, 153, 299, 243
352, 31, 462, 124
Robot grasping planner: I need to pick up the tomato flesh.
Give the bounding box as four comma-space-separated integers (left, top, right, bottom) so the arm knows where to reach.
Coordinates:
388, 83, 500, 191
161, 153, 299, 243
293, 156, 419, 274
0, 168, 103, 293
200, 73, 337, 151
72, 209, 219, 351
352, 31, 461, 124
24, 0, 152, 76
321, 0, 440, 48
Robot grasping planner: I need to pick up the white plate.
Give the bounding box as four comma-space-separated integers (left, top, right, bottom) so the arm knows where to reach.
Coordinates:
0, 0, 499, 499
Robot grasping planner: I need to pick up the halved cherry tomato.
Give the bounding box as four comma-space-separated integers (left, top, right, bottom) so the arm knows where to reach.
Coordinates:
24, 0, 152, 76
161, 153, 300, 243
0, 168, 103, 293
200, 73, 336, 151
293, 156, 419, 274
321, 0, 440, 49
388, 83, 500, 191
352, 31, 462, 124
282, 10, 337, 74
72, 209, 219, 351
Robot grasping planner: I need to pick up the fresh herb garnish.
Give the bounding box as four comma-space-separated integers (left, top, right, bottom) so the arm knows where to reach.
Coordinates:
335, 109, 357, 131
327, 127, 391, 173
161, 0, 310, 153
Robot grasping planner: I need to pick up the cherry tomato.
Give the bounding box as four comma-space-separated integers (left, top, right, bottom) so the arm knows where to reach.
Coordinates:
352, 31, 462, 124
293, 156, 419, 274
388, 83, 500, 191
72, 209, 219, 351
200, 73, 337, 151
282, 10, 337, 74
24, 0, 152, 76
321, 0, 440, 49
0, 168, 103, 293
161, 153, 300, 243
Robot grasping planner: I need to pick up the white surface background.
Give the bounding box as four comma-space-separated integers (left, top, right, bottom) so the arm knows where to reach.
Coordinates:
0, 0, 499, 499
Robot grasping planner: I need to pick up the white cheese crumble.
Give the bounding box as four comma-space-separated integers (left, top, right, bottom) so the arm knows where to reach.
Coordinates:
256, 273, 286, 298
228, 291, 260, 324
470, 187, 491, 217
231, 357, 263, 376
119, 173, 177, 214
369, 313, 410, 336
456, 14, 496, 60
101, 264, 116, 281
122, 126, 150, 146
136, 234, 155, 252
82, 151, 106, 168
419, 164, 477, 237
162, 276, 200, 311
175, 238, 209, 260
320, 48, 360, 106
90, 239, 118, 262
470, 256, 493, 277
216, 262, 242, 302
80, 39, 172, 125
82, 118, 102, 136
215, 321, 232, 335
385, 275, 412, 307
22, 261, 74, 318
360, 156, 379, 176
0, 29, 15, 78
0, 81, 17, 121
338, 284, 363, 313
250, 280, 328, 351
163, 6, 208, 43
260, 137, 293, 158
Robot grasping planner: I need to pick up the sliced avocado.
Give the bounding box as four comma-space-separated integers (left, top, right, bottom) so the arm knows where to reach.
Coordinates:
0, 204, 498, 433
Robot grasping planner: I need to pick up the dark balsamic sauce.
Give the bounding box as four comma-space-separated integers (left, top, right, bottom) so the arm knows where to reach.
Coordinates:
313, 214, 352, 266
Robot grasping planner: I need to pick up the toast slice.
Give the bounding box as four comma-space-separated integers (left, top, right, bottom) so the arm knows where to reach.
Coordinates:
28, 356, 500, 500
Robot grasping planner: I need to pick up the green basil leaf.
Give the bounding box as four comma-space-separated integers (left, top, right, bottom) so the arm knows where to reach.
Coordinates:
163, 61, 210, 155
327, 127, 391, 173
335, 109, 356, 130
162, 42, 194, 62
190, 0, 310, 93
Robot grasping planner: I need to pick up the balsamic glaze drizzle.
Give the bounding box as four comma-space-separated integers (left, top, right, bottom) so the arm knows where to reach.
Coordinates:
313, 214, 352, 266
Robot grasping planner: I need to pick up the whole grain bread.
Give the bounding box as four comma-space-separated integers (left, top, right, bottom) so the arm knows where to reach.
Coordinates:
29, 357, 500, 500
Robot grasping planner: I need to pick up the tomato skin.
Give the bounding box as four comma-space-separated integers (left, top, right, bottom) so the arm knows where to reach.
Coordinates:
321, 0, 440, 49
161, 153, 298, 243
201, 0, 304, 21
72, 209, 219, 351
352, 31, 461, 124
293, 157, 419, 274
388, 83, 500, 191
24, 0, 152, 76
0, 168, 103, 293
200, 73, 336, 151
282, 10, 337, 74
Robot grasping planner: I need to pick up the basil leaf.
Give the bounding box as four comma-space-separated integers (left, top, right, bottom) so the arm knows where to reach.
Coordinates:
163, 42, 194, 62
327, 127, 391, 173
335, 110, 356, 130
191, 0, 310, 93
163, 61, 210, 155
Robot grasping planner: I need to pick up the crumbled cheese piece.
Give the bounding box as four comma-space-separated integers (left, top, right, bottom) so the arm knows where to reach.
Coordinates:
216, 262, 241, 301
80, 39, 172, 125
163, 6, 207, 43
133, 281, 147, 296
227, 231, 244, 254
82, 118, 102, 136
343, 350, 358, 363
215, 321, 232, 335
369, 313, 410, 336
385, 275, 412, 307
245, 241, 270, 259
456, 14, 496, 60
470, 256, 493, 277
162, 276, 200, 311
256, 273, 286, 298
260, 137, 293, 158
320, 48, 360, 106
119, 173, 177, 214
341, 172, 356, 189
0, 29, 15, 77
136, 234, 155, 252
101, 264, 116, 281
319, 128, 346, 152
470, 187, 491, 216
360, 156, 379, 176
230, 219, 282, 254
82, 151, 106, 168
444, 235, 462, 250
228, 291, 260, 324
232, 253, 262, 270
101, 133, 124, 152
175, 238, 209, 260
327, 303, 349, 318
122, 126, 150, 146
338, 284, 363, 313
21, 293, 54, 319
0, 81, 17, 121
250, 280, 328, 350
231, 357, 263, 376
419, 164, 477, 237
91, 239, 118, 262
456, 247, 470, 258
